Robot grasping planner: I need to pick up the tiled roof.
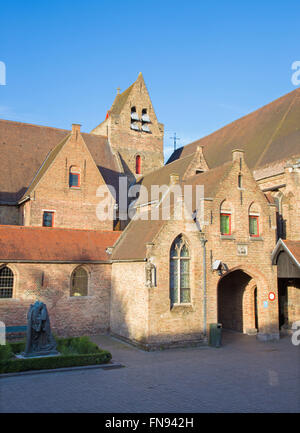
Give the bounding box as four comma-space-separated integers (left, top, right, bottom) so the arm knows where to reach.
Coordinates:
136, 153, 195, 204
0, 225, 121, 262
283, 240, 300, 266
111, 214, 165, 261
112, 161, 232, 261
182, 162, 232, 199
0, 119, 119, 203
167, 88, 300, 170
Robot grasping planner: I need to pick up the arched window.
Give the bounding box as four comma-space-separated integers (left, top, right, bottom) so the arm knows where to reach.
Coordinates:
136, 155, 141, 174
69, 166, 80, 188
70, 267, 88, 297
0, 266, 14, 298
249, 202, 260, 237
170, 235, 190, 305
220, 200, 232, 235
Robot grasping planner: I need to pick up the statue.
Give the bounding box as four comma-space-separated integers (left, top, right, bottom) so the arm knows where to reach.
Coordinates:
23, 301, 58, 357
145, 260, 156, 288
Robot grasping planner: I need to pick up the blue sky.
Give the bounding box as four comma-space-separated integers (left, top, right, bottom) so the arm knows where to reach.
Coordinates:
0, 0, 299, 161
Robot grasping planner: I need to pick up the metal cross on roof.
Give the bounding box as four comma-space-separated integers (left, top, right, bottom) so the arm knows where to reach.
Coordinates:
170, 132, 180, 152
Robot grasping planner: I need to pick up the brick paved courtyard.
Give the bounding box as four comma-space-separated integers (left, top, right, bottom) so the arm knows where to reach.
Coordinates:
0, 331, 299, 413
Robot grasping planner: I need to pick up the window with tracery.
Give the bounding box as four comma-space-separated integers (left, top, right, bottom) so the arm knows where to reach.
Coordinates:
170, 235, 190, 305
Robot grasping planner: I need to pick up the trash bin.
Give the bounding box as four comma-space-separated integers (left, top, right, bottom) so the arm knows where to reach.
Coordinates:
209, 323, 222, 347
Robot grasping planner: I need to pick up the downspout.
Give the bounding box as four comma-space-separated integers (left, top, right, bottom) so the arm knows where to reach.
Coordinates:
200, 234, 208, 338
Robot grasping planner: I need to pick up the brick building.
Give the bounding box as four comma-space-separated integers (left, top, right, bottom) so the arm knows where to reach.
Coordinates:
0, 74, 299, 348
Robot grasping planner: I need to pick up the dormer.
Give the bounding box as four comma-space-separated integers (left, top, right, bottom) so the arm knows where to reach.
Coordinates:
183, 146, 209, 180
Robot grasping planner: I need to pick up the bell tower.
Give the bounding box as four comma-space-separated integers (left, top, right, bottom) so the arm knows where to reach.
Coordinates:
91, 73, 164, 179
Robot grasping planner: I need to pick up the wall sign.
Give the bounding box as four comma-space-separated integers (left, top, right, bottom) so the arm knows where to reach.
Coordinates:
237, 244, 248, 256
268, 292, 276, 301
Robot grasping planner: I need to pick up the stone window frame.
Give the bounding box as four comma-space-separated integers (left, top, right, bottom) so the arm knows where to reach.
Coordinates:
169, 234, 191, 307
69, 265, 90, 298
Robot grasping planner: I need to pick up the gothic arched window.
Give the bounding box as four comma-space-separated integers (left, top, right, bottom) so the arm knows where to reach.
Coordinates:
0, 266, 14, 298
70, 267, 88, 297
170, 235, 190, 305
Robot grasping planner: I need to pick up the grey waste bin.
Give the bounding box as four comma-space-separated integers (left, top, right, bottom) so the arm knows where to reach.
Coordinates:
209, 323, 222, 347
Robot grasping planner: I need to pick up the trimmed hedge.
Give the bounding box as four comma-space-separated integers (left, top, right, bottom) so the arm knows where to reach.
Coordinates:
0, 336, 112, 374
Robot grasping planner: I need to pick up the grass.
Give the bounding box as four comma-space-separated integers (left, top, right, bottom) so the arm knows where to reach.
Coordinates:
0, 336, 112, 374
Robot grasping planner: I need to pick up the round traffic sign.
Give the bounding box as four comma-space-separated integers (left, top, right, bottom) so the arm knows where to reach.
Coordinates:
268, 292, 276, 301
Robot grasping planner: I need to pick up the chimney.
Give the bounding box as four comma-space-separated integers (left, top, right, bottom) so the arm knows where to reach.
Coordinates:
169, 173, 180, 185
72, 124, 81, 140
232, 149, 245, 166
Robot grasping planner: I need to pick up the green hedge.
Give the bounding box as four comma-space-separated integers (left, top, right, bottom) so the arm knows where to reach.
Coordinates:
0, 336, 112, 374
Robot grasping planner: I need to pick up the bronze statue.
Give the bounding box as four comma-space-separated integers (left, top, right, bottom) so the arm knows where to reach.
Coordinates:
24, 301, 58, 357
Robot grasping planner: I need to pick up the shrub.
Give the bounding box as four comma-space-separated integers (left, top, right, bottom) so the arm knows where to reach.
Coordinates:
56, 336, 101, 355
0, 336, 112, 374
0, 351, 112, 374
9, 341, 26, 354
0, 344, 13, 362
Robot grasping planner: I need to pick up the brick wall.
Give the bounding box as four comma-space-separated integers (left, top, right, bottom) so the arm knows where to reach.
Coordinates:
93, 75, 164, 178
24, 129, 114, 230
110, 261, 149, 344
0, 262, 112, 337
111, 153, 280, 347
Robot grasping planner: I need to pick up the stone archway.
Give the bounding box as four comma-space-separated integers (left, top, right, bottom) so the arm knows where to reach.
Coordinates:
217, 269, 258, 334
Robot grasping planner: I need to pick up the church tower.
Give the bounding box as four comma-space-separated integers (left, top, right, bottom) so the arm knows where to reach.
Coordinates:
91, 73, 164, 179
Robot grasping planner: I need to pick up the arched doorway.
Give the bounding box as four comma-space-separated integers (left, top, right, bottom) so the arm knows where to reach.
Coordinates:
218, 270, 258, 334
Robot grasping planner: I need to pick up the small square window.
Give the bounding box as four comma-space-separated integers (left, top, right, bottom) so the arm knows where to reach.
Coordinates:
69, 173, 80, 188
43, 211, 54, 227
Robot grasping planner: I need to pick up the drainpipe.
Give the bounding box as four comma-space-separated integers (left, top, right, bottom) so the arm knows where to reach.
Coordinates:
200, 233, 208, 338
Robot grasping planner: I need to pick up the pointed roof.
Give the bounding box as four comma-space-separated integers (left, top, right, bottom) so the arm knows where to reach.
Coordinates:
23, 134, 71, 199
112, 160, 233, 261
0, 119, 120, 203
271, 238, 300, 268
167, 88, 300, 170
136, 152, 196, 202
110, 72, 145, 115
